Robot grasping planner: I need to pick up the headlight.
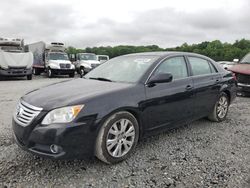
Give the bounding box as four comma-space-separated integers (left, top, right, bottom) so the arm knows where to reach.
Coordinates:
42, 105, 84, 125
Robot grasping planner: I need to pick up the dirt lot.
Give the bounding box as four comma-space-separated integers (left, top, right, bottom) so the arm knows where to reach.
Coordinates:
0, 76, 249, 188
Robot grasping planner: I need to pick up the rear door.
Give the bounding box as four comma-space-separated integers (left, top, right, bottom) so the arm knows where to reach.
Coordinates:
187, 56, 222, 118
144, 56, 195, 131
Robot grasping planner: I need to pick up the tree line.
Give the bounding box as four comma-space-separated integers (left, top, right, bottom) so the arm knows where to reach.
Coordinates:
67, 39, 250, 61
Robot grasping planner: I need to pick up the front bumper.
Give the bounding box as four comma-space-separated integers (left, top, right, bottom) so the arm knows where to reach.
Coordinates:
0, 68, 32, 77
51, 69, 75, 75
12, 114, 100, 159
237, 83, 250, 93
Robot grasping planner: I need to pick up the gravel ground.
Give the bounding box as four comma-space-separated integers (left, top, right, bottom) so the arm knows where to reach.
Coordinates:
0, 76, 249, 188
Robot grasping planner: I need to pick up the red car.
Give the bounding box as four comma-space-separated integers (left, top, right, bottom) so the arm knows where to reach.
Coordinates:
229, 53, 250, 95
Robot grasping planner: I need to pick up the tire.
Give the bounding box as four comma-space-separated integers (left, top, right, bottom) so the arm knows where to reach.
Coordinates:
79, 67, 85, 78
27, 74, 32, 80
47, 68, 53, 78
208, 92, 229, 122
69, 72, 75, 78
33, 68, 40, 75
95, 111, 139, 164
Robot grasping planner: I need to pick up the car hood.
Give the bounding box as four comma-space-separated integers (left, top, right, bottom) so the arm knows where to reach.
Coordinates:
22, 79, 133, 110
229, 64, 250, 74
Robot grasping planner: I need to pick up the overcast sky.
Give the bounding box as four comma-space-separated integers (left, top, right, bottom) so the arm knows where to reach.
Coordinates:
0, 0, 249, 48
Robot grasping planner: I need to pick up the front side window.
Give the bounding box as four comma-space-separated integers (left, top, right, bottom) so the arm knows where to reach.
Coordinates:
188, 57, 212, 76
154, 56, 188, 80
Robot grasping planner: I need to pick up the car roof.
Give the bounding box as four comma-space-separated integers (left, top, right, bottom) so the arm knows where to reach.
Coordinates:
123, 51, 213, 60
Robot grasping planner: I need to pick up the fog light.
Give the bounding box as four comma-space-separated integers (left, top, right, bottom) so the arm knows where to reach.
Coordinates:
50, 144, 61, 154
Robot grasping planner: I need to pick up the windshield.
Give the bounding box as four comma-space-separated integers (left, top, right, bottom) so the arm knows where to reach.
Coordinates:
48, 53, 69, 60
98, 56, 108, 61
85, 55, 158, 83
79, 54, 97, 60
241, 53, 250, 64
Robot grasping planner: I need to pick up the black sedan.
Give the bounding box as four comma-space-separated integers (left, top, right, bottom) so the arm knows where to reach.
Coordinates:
12, 52, 237, 164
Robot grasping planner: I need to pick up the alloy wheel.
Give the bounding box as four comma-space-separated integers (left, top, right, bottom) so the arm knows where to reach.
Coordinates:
217, 96, 228, 119
106, 118, 135, 158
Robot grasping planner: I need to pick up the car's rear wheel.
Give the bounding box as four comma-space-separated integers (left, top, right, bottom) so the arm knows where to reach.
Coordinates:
95, 111, 139, 164
208, 92, 229, 122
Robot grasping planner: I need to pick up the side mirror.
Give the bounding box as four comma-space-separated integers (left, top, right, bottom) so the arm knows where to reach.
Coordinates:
147, 73, 173, 86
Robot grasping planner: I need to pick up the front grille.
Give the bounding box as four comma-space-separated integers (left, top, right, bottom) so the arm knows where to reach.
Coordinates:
236, 73, 250, 84
59, 64, 71, 69
91, 63, 99, 68
9, 66, 26, 69
14, 100, 43, 127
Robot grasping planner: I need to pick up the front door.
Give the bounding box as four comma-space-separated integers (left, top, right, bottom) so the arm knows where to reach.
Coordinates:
143, 56, 195, 131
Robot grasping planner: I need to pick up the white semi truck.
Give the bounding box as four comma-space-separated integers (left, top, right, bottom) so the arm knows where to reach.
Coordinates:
27, 42, 75, 78
73, 53, 101, 77
0, 38, 33, 80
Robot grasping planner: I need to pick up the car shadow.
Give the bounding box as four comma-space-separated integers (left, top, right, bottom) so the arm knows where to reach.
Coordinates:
1, 118, 215, 185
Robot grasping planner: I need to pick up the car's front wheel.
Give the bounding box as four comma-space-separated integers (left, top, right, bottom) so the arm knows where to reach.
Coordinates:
208, 92, 229, 122
79, 67, 85, 78
47, 68, 53, 78
95, 111, 139, 164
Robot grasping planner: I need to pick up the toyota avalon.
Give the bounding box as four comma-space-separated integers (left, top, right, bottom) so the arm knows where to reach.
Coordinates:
12, 52, 237, 164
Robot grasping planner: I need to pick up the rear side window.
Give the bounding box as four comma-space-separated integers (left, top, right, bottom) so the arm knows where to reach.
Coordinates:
188, 57, 212, 76
154, 56, 188, 80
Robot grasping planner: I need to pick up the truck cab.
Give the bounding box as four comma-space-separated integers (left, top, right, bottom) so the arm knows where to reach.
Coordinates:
29, 42, 75, 78
97, 55, 109, 63
74, 53, 100, 77
0, 38, 33, 80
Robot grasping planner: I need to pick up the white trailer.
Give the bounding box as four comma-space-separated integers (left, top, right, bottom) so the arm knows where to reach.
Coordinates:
0, 38, 33, 80
27, 42, 75, 78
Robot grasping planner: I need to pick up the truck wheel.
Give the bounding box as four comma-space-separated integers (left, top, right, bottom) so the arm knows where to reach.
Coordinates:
69, 72, 75, 78
33, 68, 40, 75
80, 67, 85, 78
27, 74, 32, 80
208, 92, 229, 122
95, 111, 139, 164
47, 68, 53, 78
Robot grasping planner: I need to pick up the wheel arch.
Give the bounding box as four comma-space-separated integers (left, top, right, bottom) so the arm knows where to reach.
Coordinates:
223, 90, 231, 104
97, 107, 144, 140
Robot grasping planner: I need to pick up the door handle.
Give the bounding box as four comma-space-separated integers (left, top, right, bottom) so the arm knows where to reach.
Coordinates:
186, 85, 193, 90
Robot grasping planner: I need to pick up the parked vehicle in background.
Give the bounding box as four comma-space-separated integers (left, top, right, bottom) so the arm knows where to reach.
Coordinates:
73, 53, 100, 77
229, 53, 250, 95
97, 55, 109, 63
0, 38, 33, 80
26, 42, 75, 78
12, 52, 237, 164
217, 61, 236, 70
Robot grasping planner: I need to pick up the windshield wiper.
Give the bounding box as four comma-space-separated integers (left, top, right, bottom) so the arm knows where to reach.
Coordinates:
89, 77, 113, 82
